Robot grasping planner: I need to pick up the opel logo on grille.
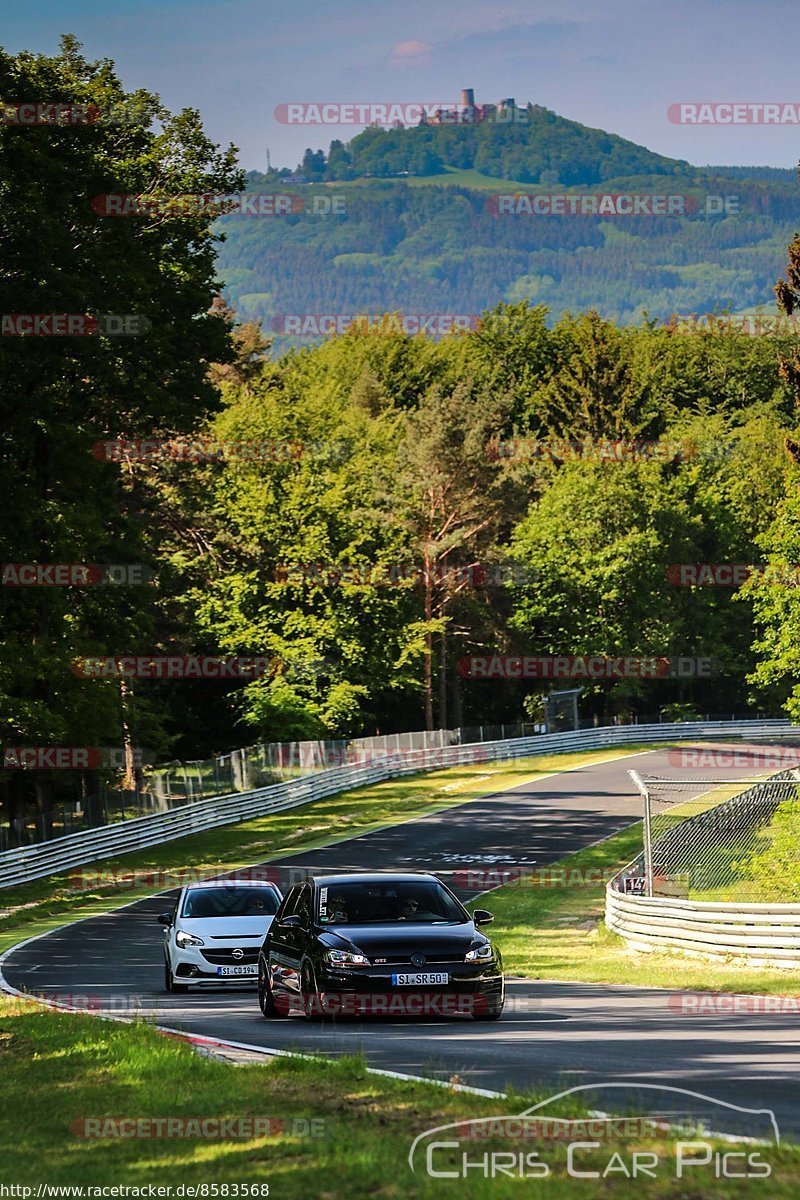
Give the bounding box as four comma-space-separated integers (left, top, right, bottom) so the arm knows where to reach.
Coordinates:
232, 948, 244, 960
410, 952, 426, 968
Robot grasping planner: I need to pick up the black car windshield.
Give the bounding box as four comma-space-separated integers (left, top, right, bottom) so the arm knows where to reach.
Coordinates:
182, 887, 280, 918
317, 881, 467, 925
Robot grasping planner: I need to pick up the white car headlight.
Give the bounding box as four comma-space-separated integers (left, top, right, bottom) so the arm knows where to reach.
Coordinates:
176, 930, 205, 948
325, 948, 369, 966
465, 943, 493, 962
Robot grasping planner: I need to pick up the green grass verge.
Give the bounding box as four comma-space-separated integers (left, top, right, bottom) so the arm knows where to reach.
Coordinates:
337, 166, 736, 196
471, 824, 800, 994
389, 166, 540, 191
0, 745, 654, 956
335, 166, 537, 191
694, 798, 800, 903
1, 995, 797, 1193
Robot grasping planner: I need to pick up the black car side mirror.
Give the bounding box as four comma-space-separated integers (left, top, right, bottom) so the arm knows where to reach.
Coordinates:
157, 911, 173, 926
473, 909, 494, 926
279, 914, 303, 928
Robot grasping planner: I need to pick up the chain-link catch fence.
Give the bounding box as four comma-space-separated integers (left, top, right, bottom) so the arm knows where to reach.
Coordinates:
616, 768, 800, 901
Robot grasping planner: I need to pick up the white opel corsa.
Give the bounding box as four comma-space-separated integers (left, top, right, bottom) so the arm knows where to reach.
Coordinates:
159, 879, 282, 991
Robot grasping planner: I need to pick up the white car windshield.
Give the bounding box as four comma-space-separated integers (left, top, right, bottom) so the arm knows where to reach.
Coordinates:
182, 887, 280, 918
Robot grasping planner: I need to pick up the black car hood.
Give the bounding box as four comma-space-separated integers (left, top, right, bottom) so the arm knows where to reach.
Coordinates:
318, 921, 479, 956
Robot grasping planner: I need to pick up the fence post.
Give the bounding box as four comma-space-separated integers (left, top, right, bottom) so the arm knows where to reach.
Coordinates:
629, 770, 653, 897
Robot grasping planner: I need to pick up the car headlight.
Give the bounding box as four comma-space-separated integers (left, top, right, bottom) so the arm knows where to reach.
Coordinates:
325, 948, 369, 966
465, 943, 494, 962
175, 930, 205, 948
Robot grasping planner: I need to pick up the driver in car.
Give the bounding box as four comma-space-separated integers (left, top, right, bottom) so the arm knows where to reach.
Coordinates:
327, 893, 350, 923
396, 895, 420, 919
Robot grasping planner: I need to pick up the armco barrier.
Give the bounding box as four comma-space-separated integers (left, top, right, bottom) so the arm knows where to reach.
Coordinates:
0, 718, 795, 890
605, 888, 800, 967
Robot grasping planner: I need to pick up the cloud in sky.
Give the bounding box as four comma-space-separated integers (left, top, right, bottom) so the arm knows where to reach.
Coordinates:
4, 0, 800, 168
389, 39, 432, 66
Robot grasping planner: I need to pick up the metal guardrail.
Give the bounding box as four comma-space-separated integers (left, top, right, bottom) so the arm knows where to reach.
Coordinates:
606, 889, 800, 966
1, 717, 795, 890
606, 760, 800, 965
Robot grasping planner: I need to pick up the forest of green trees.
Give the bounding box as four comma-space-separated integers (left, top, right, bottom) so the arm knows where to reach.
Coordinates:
5, 40, 800, 836
218, 173, 800, 342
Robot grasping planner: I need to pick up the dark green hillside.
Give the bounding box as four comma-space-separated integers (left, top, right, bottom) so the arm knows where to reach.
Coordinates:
313, 104, 692, 185
215, 171, 800, 345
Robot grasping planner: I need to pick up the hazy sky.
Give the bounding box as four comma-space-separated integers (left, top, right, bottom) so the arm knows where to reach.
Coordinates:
5, 0, 800, 172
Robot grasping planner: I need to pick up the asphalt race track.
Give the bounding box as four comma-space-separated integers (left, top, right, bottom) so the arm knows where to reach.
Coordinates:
4, 743, 800, 1139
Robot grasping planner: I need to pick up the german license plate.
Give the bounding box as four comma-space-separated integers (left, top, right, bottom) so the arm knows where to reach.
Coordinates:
391, 972, 449, 986
217, 964, 258, 976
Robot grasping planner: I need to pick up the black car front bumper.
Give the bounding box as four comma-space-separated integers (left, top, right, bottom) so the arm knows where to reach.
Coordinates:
310, 960, 504, 1016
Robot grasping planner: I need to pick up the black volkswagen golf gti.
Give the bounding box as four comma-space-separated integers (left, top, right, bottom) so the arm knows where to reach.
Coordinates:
258, 872, 504, 1020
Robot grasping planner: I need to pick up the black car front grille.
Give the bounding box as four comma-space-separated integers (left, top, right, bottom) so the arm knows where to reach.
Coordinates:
200, 949, 259, 965
368, 955, 466, 966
